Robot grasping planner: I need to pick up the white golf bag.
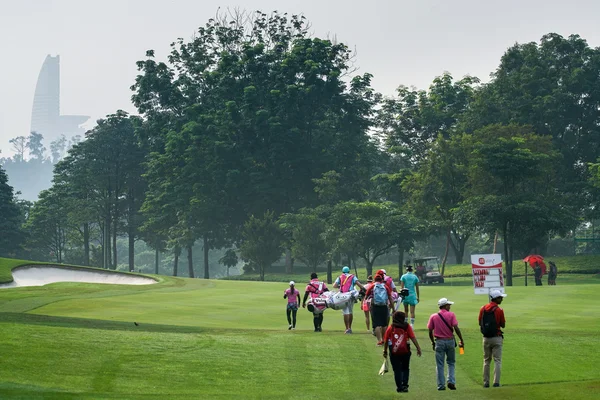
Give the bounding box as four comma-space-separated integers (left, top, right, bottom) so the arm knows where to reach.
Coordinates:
306, 290, 360, 314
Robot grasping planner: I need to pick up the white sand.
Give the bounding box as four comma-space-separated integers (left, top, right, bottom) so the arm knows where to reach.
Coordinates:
0, 265, 157, 289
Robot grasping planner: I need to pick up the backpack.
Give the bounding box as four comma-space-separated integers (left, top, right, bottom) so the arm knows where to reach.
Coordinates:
480, 306, 498, 338
390, 327, 410, 355
373, 282, 388, 306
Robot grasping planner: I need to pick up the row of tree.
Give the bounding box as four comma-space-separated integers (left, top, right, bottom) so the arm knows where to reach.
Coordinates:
1, 11, 599, 285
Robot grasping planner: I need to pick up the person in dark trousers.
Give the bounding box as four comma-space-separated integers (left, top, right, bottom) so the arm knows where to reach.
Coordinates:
283, 281, 300, 330
302, 273, 329, 332
478, 289, 507, 388
548, 261, 558, 285
383, 311, 422, 393
533, 263, 543, 286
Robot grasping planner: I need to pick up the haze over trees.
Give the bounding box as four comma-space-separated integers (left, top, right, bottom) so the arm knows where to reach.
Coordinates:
2, 12, 599, 284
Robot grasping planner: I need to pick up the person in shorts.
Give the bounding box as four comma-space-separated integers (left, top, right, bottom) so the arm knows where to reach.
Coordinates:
333, 266, 365, 334
365, 274, 395, 345
283, 281, 300, 330
400, 265, 420, 328
362, 275, 374, 332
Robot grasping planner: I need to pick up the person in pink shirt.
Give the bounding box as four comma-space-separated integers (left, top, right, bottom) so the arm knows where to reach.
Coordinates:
361, 275, 374, 333
427, 298, 464, 391
302, 273, 329, 332
283, 281, 300, 330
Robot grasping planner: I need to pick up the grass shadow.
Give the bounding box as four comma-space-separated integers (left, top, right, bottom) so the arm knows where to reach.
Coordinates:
0, 312, 206, 335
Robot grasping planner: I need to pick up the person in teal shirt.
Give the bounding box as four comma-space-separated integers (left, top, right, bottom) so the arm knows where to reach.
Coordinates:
400, 265, 420, 328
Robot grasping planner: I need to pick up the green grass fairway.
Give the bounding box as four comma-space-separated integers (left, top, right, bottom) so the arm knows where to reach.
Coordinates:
0, 259, 599, 399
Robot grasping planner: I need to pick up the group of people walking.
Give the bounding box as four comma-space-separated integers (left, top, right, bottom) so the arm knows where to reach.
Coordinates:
283, 266, 509, 393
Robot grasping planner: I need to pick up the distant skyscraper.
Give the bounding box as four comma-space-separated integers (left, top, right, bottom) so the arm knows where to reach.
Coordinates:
30, 55, 89, 142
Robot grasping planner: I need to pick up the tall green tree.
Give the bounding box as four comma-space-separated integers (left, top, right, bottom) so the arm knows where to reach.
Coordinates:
468, 33, 600, 220
280, 209, 328, 273
240, 211, 285, 281
132, 10, 378, 253
379, 73, 479, 167
326, 201, 421, 276
0, 166, 23, 256
459, 124, 577, 285
24, 187, 70, 263
403, 135, 474, 264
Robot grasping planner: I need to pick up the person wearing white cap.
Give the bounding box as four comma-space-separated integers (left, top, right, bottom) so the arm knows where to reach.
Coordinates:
283, 281, 300, 330
478, 289, 507, 388
427, 298, 464, 391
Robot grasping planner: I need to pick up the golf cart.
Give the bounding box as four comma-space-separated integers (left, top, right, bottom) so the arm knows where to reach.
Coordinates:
413, 257, 444, 284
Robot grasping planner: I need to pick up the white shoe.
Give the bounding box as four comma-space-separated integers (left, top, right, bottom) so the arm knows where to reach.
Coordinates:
291, 327, 295, 330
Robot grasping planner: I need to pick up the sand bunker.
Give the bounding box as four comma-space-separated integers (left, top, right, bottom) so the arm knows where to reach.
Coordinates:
0, 265, 157, 289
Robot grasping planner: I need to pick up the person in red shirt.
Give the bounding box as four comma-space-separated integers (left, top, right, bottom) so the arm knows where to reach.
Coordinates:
383, 311, 422, 393
365, 274, 395, 345
478, 289, 507, 388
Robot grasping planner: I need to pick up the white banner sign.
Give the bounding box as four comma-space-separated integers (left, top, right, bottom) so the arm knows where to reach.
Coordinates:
471, 254, 505, 295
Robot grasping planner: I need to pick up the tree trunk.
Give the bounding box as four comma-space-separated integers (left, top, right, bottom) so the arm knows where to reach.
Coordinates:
83, 223, 90, 266
507, 222, 513, 286
128, 228, 135, 272
203, 237, 209, 279
493, 231, 498, 254
366, 259, 373, 278
352, 258, 358, 278
449, 232, 469, 264
128, 190, 135, 272
397, 246, 404, 280
112, 222, 118, 270
154, 246, 159, 275
327, 259, 332, 284
285, 248, 292, 274
187, 246, 194, 278
173, 249, 179, 277
441, 228, 450, 277
260, 265, 265, 281
503, 222, 512, 286
103, 217, 110, 269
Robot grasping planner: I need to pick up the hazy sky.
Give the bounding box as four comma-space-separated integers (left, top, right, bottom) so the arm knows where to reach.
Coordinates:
1, 0, 599, 155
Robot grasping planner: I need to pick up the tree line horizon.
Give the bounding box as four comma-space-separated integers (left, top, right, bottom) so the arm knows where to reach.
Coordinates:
1, 10, 599, 285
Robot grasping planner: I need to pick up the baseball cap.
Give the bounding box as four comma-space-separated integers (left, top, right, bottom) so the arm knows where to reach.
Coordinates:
438, 298, 454, 307
490, 289, 507, 299
342, 266, 350, 273
289, 281, 295, 286
381, 269, 387, 275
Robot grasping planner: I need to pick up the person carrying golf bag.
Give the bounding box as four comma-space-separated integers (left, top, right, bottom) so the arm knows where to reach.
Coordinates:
302, 273, 329, 332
